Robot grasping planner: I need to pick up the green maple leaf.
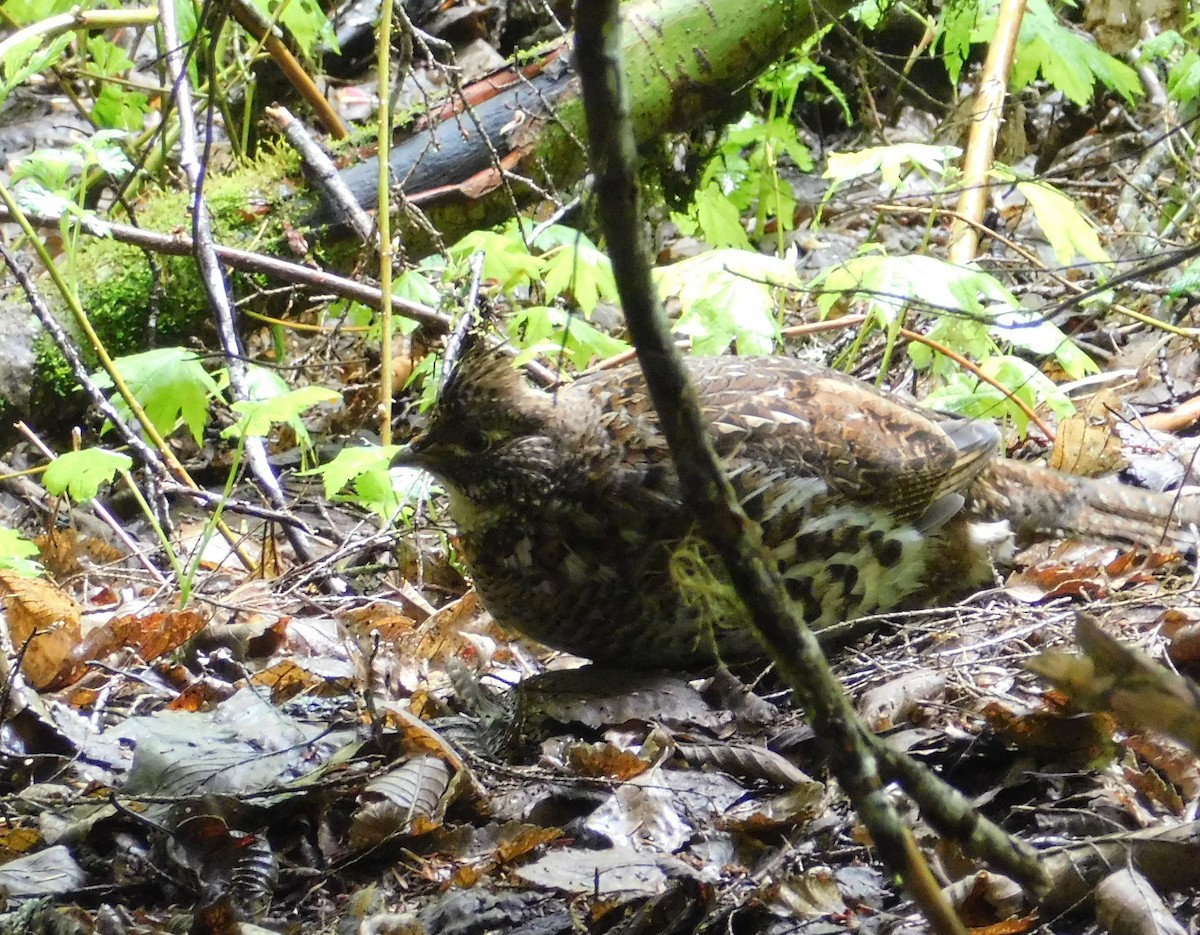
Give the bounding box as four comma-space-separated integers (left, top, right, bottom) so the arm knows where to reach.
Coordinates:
96, 348, 220, 444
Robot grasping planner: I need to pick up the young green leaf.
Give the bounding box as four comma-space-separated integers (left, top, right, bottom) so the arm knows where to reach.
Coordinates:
656, 250, 795, 355
812, 254, 1096, 379
811, 254, 1010, 325
0, 528, 42, 577
0, 34, 72, 109
225, 385, 341, 441
987, 308, 1099, 379
43, 449, 133, 502
923, 355, 1073, 436
12, 181, 78, 218
395, 269, 441, 308
96, 348, 221, 444
9, 147, 83, 191
824, 144, 961, 192
540, 237, 619, 313
691, 184, 753, 249
303, 445, 424, 520
245, 0, 335, 57
449, 228, 545, 292
991, 0, 1142, 105
683, 110, 812, 245
92, 84, 150, 131
507, 307, 629, 368
1165, 49, 1200, 105
85, 36, 135, 75
307, 445, 401, 499
1169, 259, 1200, 298
1001, 174, 1112, 266
937, 0, 977, 85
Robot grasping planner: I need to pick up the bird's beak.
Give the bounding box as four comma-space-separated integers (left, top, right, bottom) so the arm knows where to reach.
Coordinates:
391, 439, 421, 467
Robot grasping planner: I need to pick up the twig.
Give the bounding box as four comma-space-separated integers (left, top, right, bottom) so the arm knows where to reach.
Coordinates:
0, 7, 158, 60
376, 0, 398, 448
267, 105, 372, 242
948, 0, 1027, 261
230, 0, 347, 139
0, 207, 452, 333
898, 327, 1054, 439
161, 0, 321, 569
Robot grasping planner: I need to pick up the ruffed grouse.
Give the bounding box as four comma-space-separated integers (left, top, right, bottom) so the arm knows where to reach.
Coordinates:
394, 346, 1196, 666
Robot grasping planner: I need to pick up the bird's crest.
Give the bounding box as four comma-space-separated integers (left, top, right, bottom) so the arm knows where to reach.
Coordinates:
437, 337, 527, 416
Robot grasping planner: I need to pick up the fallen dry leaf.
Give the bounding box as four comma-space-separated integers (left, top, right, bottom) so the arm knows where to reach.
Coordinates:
0, 571, 82, 689
1051, 389, 1127, 477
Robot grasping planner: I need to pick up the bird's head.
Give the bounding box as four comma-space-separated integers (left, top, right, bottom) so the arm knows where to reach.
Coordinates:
392, 344, 593, 514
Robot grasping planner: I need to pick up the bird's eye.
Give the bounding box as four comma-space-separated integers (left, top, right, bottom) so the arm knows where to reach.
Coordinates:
461, 432, 490, 454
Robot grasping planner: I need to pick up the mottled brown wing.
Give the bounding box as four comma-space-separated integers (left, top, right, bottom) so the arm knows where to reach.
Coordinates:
572, 356, 1000, 524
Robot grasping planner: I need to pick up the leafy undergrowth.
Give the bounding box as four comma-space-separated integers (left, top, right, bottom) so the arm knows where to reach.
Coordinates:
1, 502, 1199, 933
3, 300, 1200, 934
2, 192, 1199, 932
6, 0, 1200, 932
6, 192, 1200, 932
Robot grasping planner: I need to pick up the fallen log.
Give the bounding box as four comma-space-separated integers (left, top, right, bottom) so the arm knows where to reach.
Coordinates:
306, 0, 851, 244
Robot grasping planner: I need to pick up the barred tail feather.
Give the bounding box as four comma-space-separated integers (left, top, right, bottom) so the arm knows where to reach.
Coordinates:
969, 460, 1200, 553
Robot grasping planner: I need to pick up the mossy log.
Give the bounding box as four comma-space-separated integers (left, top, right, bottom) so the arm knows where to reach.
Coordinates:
305, 0, 850, 249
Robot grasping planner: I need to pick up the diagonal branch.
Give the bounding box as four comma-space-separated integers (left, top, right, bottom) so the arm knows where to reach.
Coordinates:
572, 1, 1046, 928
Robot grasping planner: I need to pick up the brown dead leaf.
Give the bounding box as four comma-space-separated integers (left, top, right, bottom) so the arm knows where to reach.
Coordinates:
763, 868, 845, 918
387, 709, 459, 760
1122, 758, 1186, 816
349, 755, 453, 850
391, 349, 415, 390
1050, 390, 1126, 476
407, 688, 438, 721
194, 613, 288, 661
0, 826, 41, 858
719, 783, 824, 830
969, 917, 1039, 935
341, 601, 418, 641
167, 681, 221, 712
35, 527, 122, 579
46, 608, 209, 691
253, 659, 352, 701
451, 864, 482, 888
66, 686, 100, 708
122, 608, 209, 661
401, 591, 493, 663
0, 571, 82, 689
190, 897, 241, 935
1125, 733, 1200, 802
258, 525, 283, 578
1004, 542, 1173, 602
494, 825, 562, 864
88, 585, 121, 606
566, 741, 652, 781
1157, 607, 1200, 667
